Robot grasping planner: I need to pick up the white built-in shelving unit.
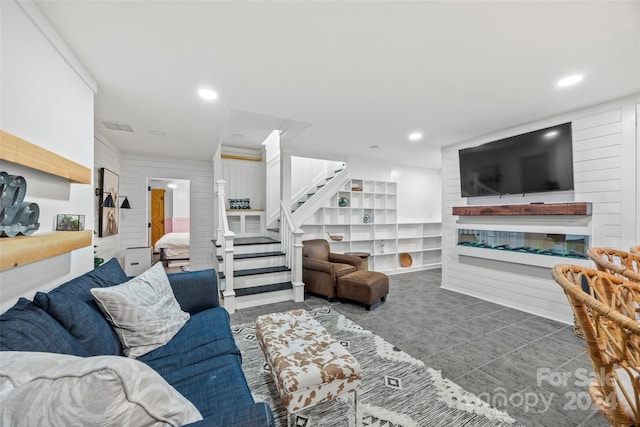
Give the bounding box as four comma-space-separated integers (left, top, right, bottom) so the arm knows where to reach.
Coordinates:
301, 179, 441, 274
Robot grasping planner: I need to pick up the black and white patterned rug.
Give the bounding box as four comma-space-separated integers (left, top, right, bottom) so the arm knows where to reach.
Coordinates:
232, 306, 523, 427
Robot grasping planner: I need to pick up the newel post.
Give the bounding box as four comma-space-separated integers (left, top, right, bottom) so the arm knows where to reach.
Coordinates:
222, 230, 236, 313
292, 228, 305, 302
215, 179, 226, 247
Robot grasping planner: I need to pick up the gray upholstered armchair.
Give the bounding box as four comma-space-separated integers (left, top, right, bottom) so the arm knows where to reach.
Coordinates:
302, 239, 362, 299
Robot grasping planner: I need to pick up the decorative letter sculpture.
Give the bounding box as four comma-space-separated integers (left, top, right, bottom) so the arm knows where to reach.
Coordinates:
0, 171, 40, 237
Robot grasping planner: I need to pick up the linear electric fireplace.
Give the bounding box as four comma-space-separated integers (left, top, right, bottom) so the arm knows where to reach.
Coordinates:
457, 229, 589, 260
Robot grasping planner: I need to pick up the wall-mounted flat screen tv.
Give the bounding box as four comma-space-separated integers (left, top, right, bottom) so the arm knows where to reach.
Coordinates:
459, 122, 574, 197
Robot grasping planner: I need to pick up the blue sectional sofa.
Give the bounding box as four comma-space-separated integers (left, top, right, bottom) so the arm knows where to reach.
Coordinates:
0, 258, 274, 427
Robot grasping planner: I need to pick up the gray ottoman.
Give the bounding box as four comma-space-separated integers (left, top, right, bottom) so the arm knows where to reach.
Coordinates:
337, 270, 389, 310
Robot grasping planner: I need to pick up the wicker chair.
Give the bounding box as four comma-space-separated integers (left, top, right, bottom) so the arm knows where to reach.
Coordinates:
588, 247, 640, 283
631, 246, 640, 256
552, 265, 640, 427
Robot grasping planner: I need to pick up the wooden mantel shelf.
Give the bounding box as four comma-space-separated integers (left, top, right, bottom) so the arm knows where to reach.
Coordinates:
0, 230, 92, 271
453, 202, 592, 216
0, 130, 91, 184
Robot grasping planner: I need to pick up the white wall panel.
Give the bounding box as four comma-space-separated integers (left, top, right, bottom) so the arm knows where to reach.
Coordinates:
441, 95, 639, 324
573, 108, 621, 130
573, 145, 622, 162
221, 159, 264, 209
573, 133, 620, 152
573, 122, 622, 141
94, 132, 122, 265
120, 154, 214, 271
573, 156, 622, 172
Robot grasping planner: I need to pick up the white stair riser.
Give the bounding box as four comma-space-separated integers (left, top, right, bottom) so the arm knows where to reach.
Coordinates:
234, 271, 291, 289
266, 229, 280, 240
234, 256, 286, 270
235, 289, 293, 310
216, 244, 281, 256
219, 243, 281, 255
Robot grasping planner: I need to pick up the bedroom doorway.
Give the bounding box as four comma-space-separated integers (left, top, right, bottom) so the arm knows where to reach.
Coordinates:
148, 178, 190, 273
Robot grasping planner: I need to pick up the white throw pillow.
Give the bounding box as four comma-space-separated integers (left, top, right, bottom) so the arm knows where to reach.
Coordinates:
91, 262, 189, 358
0, 351, 202, 427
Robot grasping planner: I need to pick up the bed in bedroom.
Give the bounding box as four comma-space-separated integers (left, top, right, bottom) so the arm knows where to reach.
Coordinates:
154, 232, 190, 267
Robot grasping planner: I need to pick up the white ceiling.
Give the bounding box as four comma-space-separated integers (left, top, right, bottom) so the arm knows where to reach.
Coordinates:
35, 1, 640, 169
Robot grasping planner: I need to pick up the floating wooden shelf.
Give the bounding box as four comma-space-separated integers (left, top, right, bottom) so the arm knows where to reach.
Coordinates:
0, 130, 91, 184
0, 230, 93, 271
453, 202, 592, 216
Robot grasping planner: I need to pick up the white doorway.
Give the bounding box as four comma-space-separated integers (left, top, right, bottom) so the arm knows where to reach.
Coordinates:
148, 178, 190, 272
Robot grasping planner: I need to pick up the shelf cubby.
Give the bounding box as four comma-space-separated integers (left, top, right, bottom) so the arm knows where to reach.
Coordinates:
362, 193, 374, 209
398, 223, 422, 238
350, 192, 363, 208
398, 237, 422, 252
301, 177, 442, 273
423, 236, 442, 250
351, 224, 374, 241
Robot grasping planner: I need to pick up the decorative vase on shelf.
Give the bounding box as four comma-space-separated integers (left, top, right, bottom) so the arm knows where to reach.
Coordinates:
338, 197, 349, 207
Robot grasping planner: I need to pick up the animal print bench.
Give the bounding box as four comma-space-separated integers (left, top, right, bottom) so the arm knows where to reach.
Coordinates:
255, 309, 361, 426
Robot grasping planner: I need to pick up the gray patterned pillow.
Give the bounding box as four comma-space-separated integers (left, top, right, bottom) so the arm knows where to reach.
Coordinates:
228, 198, 250, 209
91, 263, 189, 358
0, 351, 202, 426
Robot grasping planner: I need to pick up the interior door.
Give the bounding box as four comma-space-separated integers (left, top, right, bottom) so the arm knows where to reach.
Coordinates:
151, 189, 165, 249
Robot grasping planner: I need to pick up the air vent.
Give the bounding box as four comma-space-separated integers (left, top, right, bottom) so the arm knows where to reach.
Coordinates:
101, 121, 134, 132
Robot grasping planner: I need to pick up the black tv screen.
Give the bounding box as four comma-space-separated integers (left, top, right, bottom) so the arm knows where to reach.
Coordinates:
459, 122, 574, 197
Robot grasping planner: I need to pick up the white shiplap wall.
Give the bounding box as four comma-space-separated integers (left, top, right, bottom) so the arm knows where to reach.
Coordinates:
94, 132, 122, 265
119, 154, 214, 271
441, 95, 639, 324
221, 158, 264, 210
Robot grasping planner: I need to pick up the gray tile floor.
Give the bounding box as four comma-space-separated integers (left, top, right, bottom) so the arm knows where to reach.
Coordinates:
230, 269, 607, 427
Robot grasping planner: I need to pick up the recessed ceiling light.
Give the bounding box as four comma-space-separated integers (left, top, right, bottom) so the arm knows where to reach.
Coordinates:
544, 130, 559, 139
370, 145, 380, 149
232, 133, 243, 139
409, 132, 423, 141
556, 74, 583, 88
150, 130, 166, 136
198, 88, 218, 100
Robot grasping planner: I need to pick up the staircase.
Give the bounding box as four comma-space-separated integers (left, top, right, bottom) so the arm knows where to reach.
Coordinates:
214, 160, 330, 313
266, 162, 346, 240
216, 237, 294, 310
291, 162, 345, 214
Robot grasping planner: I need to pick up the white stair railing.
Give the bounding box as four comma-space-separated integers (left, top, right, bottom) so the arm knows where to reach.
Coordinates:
216, 179, 237, 313
280, 200, 305, 302
292, 164, 350, 226
291, 161, 345, 212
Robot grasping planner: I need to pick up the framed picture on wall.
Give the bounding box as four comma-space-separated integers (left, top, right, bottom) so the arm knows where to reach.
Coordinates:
98, 167, 119, 237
